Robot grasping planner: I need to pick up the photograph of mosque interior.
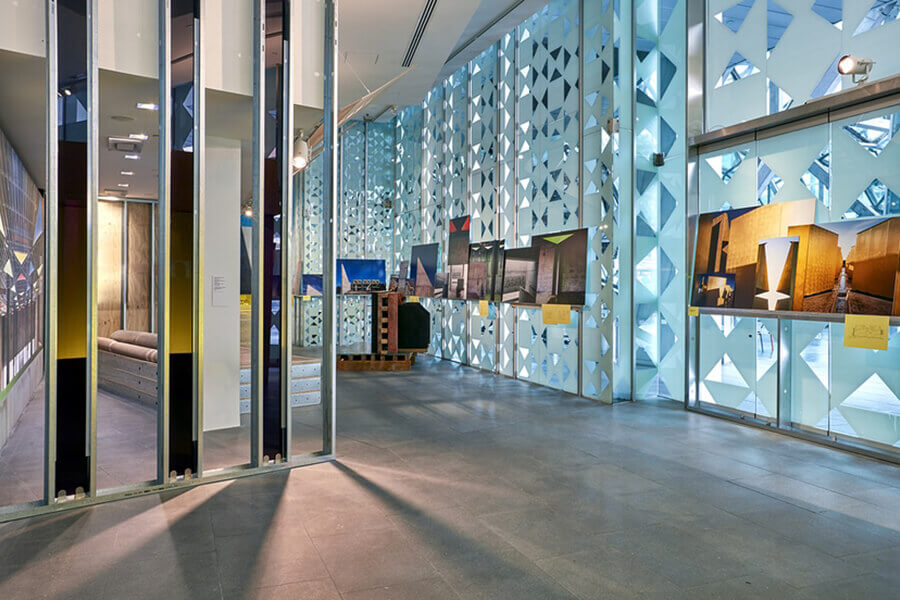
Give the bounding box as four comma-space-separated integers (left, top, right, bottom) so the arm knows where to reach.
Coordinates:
0, 1, 898, 599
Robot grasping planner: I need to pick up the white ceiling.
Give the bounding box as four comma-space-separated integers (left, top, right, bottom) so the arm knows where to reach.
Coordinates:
336, 0, 480, 120
0, 0, 548, 195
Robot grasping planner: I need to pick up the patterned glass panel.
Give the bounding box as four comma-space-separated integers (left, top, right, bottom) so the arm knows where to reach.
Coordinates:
497, 32, 517, 248
582, 0, 630, 402
301, 297, 323, 347
444, 65, 469, 220
829, 324, 900, 448
395, 105, 423, 266
706, 0, 900, 130
633, 0, 686, 400
419, 297, 443, 358
442, 300, 467, 363
366, 121, 395, 268
340, 126, 366, 258
470, 46, 497, 243
516, 0, 580, 246
303, 153, 324, 274
338, 295, 370, 348
790, 320, 830, 432
697, 314, 758, 412
515, 306, 579, 393
497, 301, 515, 376
468, 303, 496, 372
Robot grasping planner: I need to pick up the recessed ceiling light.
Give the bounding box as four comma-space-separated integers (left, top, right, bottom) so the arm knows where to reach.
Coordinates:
120, 171, 134, 176
117, 183, 129, 188
136, 102, 158, 111
63, 89, 72, 96
129, 133, 149, 141
124, 154, 140, 160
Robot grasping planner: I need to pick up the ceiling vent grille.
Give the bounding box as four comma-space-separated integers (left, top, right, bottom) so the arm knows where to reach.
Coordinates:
402, 0, 437, 67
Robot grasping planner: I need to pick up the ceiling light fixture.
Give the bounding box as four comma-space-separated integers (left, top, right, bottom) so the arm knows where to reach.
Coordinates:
124, 154, 140, 160
117, 183, 129, 187
120, 170, 134, 176
136, 102, 159, 111
837, 55, 875, 84
129, 133, 149, 141
292, 137, 309, 171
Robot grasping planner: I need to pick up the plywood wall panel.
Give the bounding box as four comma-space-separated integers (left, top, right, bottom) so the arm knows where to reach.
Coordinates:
127, 202, 152, 332
98, 201, 123, 338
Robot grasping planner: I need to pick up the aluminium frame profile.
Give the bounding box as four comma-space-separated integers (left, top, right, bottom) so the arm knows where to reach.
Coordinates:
322, 0, 338, 456
157, 0, 172, 485
250, 0, 265, 466
281, 0, 294, 461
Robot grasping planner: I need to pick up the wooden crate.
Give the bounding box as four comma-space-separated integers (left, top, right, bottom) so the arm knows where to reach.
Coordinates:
372, 292, 400, 354
337, 353, 413, 371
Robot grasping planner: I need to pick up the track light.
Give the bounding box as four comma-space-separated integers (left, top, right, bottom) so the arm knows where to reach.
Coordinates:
837, 55, 874, 84
292, 137, 309, 171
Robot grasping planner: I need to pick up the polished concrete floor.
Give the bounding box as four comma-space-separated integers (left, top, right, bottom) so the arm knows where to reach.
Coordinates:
1, 357, 899, 599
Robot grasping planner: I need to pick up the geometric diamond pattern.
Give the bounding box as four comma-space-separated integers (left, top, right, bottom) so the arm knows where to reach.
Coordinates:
842, 113, 900, 158
516, 0, 580, 246
715, 0, 755, 34
470, 45, 498, 243
800, 144, 831, 208
853, 0, 900, 36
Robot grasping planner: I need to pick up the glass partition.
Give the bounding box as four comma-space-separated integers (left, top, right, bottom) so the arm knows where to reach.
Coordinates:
0, 48, 46, 507
95, 65, 160, 488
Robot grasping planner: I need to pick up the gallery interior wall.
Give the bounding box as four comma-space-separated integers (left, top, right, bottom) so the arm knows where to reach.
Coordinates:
692, 1, 900, 451
298, 0, 689, 405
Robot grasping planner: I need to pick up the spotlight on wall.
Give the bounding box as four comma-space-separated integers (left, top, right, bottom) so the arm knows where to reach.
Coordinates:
292, 137, 310, 171
837, 55, 875, 84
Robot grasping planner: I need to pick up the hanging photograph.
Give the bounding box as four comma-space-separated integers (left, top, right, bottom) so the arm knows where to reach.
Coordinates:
409, 243, 439, 297
337, 258, 386, 293
447, 263, 468, 299
448, 215, 470, 265
433, 272, 447, 298
301, 274, 323, 296
691, 199, 900, 315
466, 240, 505, 301
691, 199, 815, 308
501, 247, 538, 303
533, 228, 588, 305
790, 218, 900, 315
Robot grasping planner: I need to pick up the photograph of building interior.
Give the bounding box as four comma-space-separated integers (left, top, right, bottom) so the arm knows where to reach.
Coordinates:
0, 1, 899, 599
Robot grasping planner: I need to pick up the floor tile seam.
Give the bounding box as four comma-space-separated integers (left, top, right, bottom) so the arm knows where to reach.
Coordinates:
729, 512, 900, 558
282, 533, 343, 595
819, 463, 900, 491
728, 474, 874, 510
532, 549, 688, 597
335, 572, 455, 598
678, 569, 806, 593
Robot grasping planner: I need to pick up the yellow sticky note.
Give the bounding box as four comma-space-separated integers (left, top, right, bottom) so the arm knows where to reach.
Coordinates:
408, 295, 419, 303
239, 294, 252, 311
541, 304, 571, 325
688, 306, 699, 317
843, 314, 889, 351
479, 300, 489, 317
301, 295, 311, 301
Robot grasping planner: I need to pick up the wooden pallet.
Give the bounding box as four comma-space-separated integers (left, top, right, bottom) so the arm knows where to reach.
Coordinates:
337, 353, 413, 371
373, 292, 400, 354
